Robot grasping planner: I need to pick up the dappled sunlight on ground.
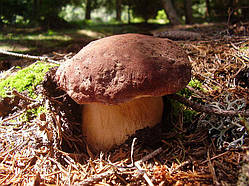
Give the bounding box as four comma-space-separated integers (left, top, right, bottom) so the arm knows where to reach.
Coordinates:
76, 29, 106, 39
0, 44, 30, 52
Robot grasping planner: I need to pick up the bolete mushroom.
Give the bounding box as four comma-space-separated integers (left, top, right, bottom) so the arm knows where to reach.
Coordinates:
55, 33, 191, 152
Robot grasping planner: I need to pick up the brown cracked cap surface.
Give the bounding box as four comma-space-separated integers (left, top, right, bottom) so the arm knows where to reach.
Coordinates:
55, 33, 191, 104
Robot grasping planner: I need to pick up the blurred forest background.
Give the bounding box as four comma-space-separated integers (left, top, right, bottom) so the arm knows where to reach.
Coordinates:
1, 0, 249, 55
1, 0, 249, 29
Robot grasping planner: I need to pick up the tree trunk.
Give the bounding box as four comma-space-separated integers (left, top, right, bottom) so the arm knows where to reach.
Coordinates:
205, 0, 210, 17
184, 0, 193, 24
85, 0, 91, 20
32, 0, 38, 21
127, 4, 131, 24
161, 0, 181, 25
31, 0, 40, 24
116, 0, 122, 21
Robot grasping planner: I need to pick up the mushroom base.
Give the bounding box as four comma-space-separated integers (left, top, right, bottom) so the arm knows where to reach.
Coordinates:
82, 96, 164, 152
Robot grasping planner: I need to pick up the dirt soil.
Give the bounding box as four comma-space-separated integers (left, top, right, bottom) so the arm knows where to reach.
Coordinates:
0, 23, 249, 185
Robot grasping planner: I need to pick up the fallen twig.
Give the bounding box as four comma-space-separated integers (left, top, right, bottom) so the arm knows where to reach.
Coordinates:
129, 139, 159, 186
130, 138, 137, 166
201, 151, 230, 164
169, 94, 249, 117
76, 170, 114, 186
0, 49, 61, 64
77, 147, 163, 185
207, 148, 219, 185
12, 89, 36, 102
1, 101, 41, 123
1, 109, 26, 123
138, 147, 163, 163
186, 85, 213, 102
133, 147, 163, 185
134, 161, 154, 186
170, 160, 191, 173
154, 30, 202, 40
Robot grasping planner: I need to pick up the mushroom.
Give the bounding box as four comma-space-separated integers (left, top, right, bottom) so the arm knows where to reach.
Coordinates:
55, 33, 191, 152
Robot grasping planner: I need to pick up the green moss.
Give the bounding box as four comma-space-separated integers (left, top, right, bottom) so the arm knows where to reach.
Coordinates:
0, 62, 57, 98
181, 78, 204, 96
168, 98, 198, 124
188, 79, 204, 90
183, 109, 198, 123
20, 106, 47, 121
166, 79, 203, 126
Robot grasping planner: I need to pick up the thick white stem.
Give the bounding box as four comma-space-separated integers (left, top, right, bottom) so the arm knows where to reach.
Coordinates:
82, 96, 164, 152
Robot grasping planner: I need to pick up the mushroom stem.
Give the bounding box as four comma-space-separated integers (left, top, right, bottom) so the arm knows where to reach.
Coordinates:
82, 96, 164, 152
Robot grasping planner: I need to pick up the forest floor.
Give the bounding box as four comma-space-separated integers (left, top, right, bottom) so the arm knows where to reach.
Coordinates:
0, 22, 249, 185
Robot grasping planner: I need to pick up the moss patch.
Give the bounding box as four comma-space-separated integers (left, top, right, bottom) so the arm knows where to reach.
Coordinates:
0, 62, 58, 98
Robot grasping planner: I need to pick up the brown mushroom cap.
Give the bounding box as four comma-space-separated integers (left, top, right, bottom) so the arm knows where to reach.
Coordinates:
55, 33, 191, 104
